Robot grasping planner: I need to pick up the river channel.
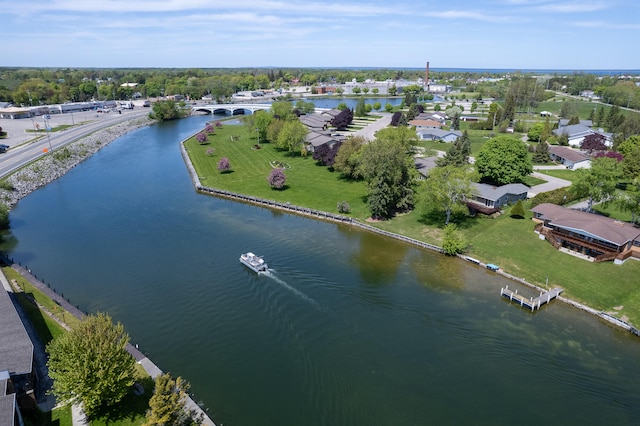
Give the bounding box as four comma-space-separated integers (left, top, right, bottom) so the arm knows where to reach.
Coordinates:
3, 116, 640, 425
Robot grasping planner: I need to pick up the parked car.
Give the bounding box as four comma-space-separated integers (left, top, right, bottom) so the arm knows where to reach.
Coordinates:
0, 144, 9, 153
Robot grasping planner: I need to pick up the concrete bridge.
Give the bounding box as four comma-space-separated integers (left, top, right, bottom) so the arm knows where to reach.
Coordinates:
192, 103, 272, 116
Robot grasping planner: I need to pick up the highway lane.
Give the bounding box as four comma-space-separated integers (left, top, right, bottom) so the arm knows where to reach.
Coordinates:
0, 109, 150, 178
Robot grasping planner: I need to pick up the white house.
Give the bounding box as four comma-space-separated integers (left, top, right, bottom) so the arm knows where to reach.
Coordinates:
552, 124, 612, 147
548, 145, 591, 169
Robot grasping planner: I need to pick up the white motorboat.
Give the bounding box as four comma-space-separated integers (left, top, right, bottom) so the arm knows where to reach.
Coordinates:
240, 252, 268, 273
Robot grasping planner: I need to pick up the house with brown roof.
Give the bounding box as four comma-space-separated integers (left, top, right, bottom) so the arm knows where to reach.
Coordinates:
532, 203, 640, 263
548, 145, 591, 170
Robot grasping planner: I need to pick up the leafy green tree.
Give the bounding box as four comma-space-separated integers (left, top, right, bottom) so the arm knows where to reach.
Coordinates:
570, 156, 622, 211
385, 103, 393, 112
595, 105, 606, 127
527, 122, 545, 141
352, 87, 361, 95
621, 143, 640, 180
266, 119, 285, 144
276, 120, 308, 155
359, 138, 415, 219
0, 203, 9, 229
475, 135, 533, 185
334, 135, 365, 179
617, 179, 640, 224
250, 110, 273, 143
559, 100, 577, 119
373, 102, 382, 111
46, 313, 136, 418
144, 373, 200, 426
151, 100, 180, 121
388, 85, 397, 96
442, 223, 466, 255
375, 125, 418, 152
422, 165, 476, 224
271, 101, 294, 119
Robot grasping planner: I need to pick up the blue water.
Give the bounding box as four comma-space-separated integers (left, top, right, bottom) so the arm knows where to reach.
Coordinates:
4, 116, 640, 425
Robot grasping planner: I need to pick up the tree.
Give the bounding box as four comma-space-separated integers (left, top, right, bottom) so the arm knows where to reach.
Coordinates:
388, 85, 397, 96
331, 108, 353, 129
436, 131, 471, 167
532, 141, 550, 164
271, 101, 294, 119
151, 100, 180, 121
390, 111, 404, 126
510, 199, 526, 218
617, 179, 640, 224
333, 135, 365, 179
442, 223, 467, 256
385, 103, 393, 112
422, 165, 476, 224
144, 373, 200, 426
580, 133, 607, 154
359, 138, 415, 219
276, 120, 308, 155
622, 145, 640, 180
46, 313, 136, 418
355, 96, 367, 117
570, 156, 622, 211
217, 157, 231, 172
527, 122, 544, 142
475, 135, 532, 185
373, 101, 381, 111
196, 131, 207, 144
267, 168, 286, 189
375, 125, 418, 152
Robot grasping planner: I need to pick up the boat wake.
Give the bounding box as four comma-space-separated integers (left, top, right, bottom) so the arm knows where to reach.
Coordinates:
262, 269, 318, 306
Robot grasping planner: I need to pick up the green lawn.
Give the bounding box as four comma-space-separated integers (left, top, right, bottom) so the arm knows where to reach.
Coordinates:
186, 124, 371, 219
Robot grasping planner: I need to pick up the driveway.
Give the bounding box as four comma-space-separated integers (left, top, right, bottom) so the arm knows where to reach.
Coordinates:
353, 113, 392, 140
528, 171, 572, 198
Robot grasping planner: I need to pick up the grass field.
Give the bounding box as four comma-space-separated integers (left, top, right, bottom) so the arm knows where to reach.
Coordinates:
186, 123, 371, 219
186, 119, 640, 325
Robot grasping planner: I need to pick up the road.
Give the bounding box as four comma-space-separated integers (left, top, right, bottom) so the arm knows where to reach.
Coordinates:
0, 108, 150, 178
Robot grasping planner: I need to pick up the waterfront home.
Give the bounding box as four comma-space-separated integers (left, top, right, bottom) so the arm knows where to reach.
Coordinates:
0, 286, 36, 422
548, 145, 591, 169
466, 183, 530, 215
532, 203, 640, 263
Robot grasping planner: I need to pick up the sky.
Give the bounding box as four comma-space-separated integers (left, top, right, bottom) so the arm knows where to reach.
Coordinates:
2, 0, 639, 70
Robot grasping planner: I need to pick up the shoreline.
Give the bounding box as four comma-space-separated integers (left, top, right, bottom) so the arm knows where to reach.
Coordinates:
0, 115, 155, 209
179, 131, 640, 338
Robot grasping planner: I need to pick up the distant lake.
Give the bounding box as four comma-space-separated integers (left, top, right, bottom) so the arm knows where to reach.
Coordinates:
3, 116, 640, 425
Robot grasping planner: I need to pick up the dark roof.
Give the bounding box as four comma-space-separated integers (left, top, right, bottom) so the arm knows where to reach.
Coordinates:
0, 392, 15, 426
305, 131, 338, 148
299, 114, 328, 129
531, 203, 640, 246
0, 288, 33, 375
548, 145, 590, 163
414, 157, 437, 176
473, 183, 530, 202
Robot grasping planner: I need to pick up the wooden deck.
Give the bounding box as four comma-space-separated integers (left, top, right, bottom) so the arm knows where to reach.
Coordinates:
500, 285, 564, 311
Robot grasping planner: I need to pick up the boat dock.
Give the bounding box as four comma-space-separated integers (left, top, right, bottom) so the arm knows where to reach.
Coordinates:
500, 285, 564, 311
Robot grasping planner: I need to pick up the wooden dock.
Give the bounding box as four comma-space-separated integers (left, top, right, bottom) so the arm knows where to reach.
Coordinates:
500, 285, 563, 311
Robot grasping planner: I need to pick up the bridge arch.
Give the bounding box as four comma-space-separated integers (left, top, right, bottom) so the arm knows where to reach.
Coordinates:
192, 103, 272, 116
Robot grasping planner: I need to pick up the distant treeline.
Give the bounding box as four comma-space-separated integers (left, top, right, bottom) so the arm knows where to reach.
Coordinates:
0, 67, 638, 111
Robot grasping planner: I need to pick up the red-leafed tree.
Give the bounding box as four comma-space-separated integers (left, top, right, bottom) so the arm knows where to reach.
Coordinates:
580, 133, 607, 154
331, 109, 353, 129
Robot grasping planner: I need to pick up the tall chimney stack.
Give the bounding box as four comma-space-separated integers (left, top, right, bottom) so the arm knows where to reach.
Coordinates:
425, 61, 430, 90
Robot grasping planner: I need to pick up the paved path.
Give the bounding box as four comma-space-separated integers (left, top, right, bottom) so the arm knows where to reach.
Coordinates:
353, 113, 392, 139
528, 171, 572, 197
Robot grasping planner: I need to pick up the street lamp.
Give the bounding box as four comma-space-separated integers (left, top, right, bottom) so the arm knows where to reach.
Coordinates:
255, 127, 260, 146
43, 115, 54, 154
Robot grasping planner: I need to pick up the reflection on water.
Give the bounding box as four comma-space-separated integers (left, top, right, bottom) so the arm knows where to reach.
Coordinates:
3, 116, 640, 425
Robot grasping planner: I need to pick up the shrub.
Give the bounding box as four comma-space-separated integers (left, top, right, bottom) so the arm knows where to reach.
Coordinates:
337, 201, 350, 214
529, 187, 579, 207
442, 223, 466, 256
510, 199, 525, 218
